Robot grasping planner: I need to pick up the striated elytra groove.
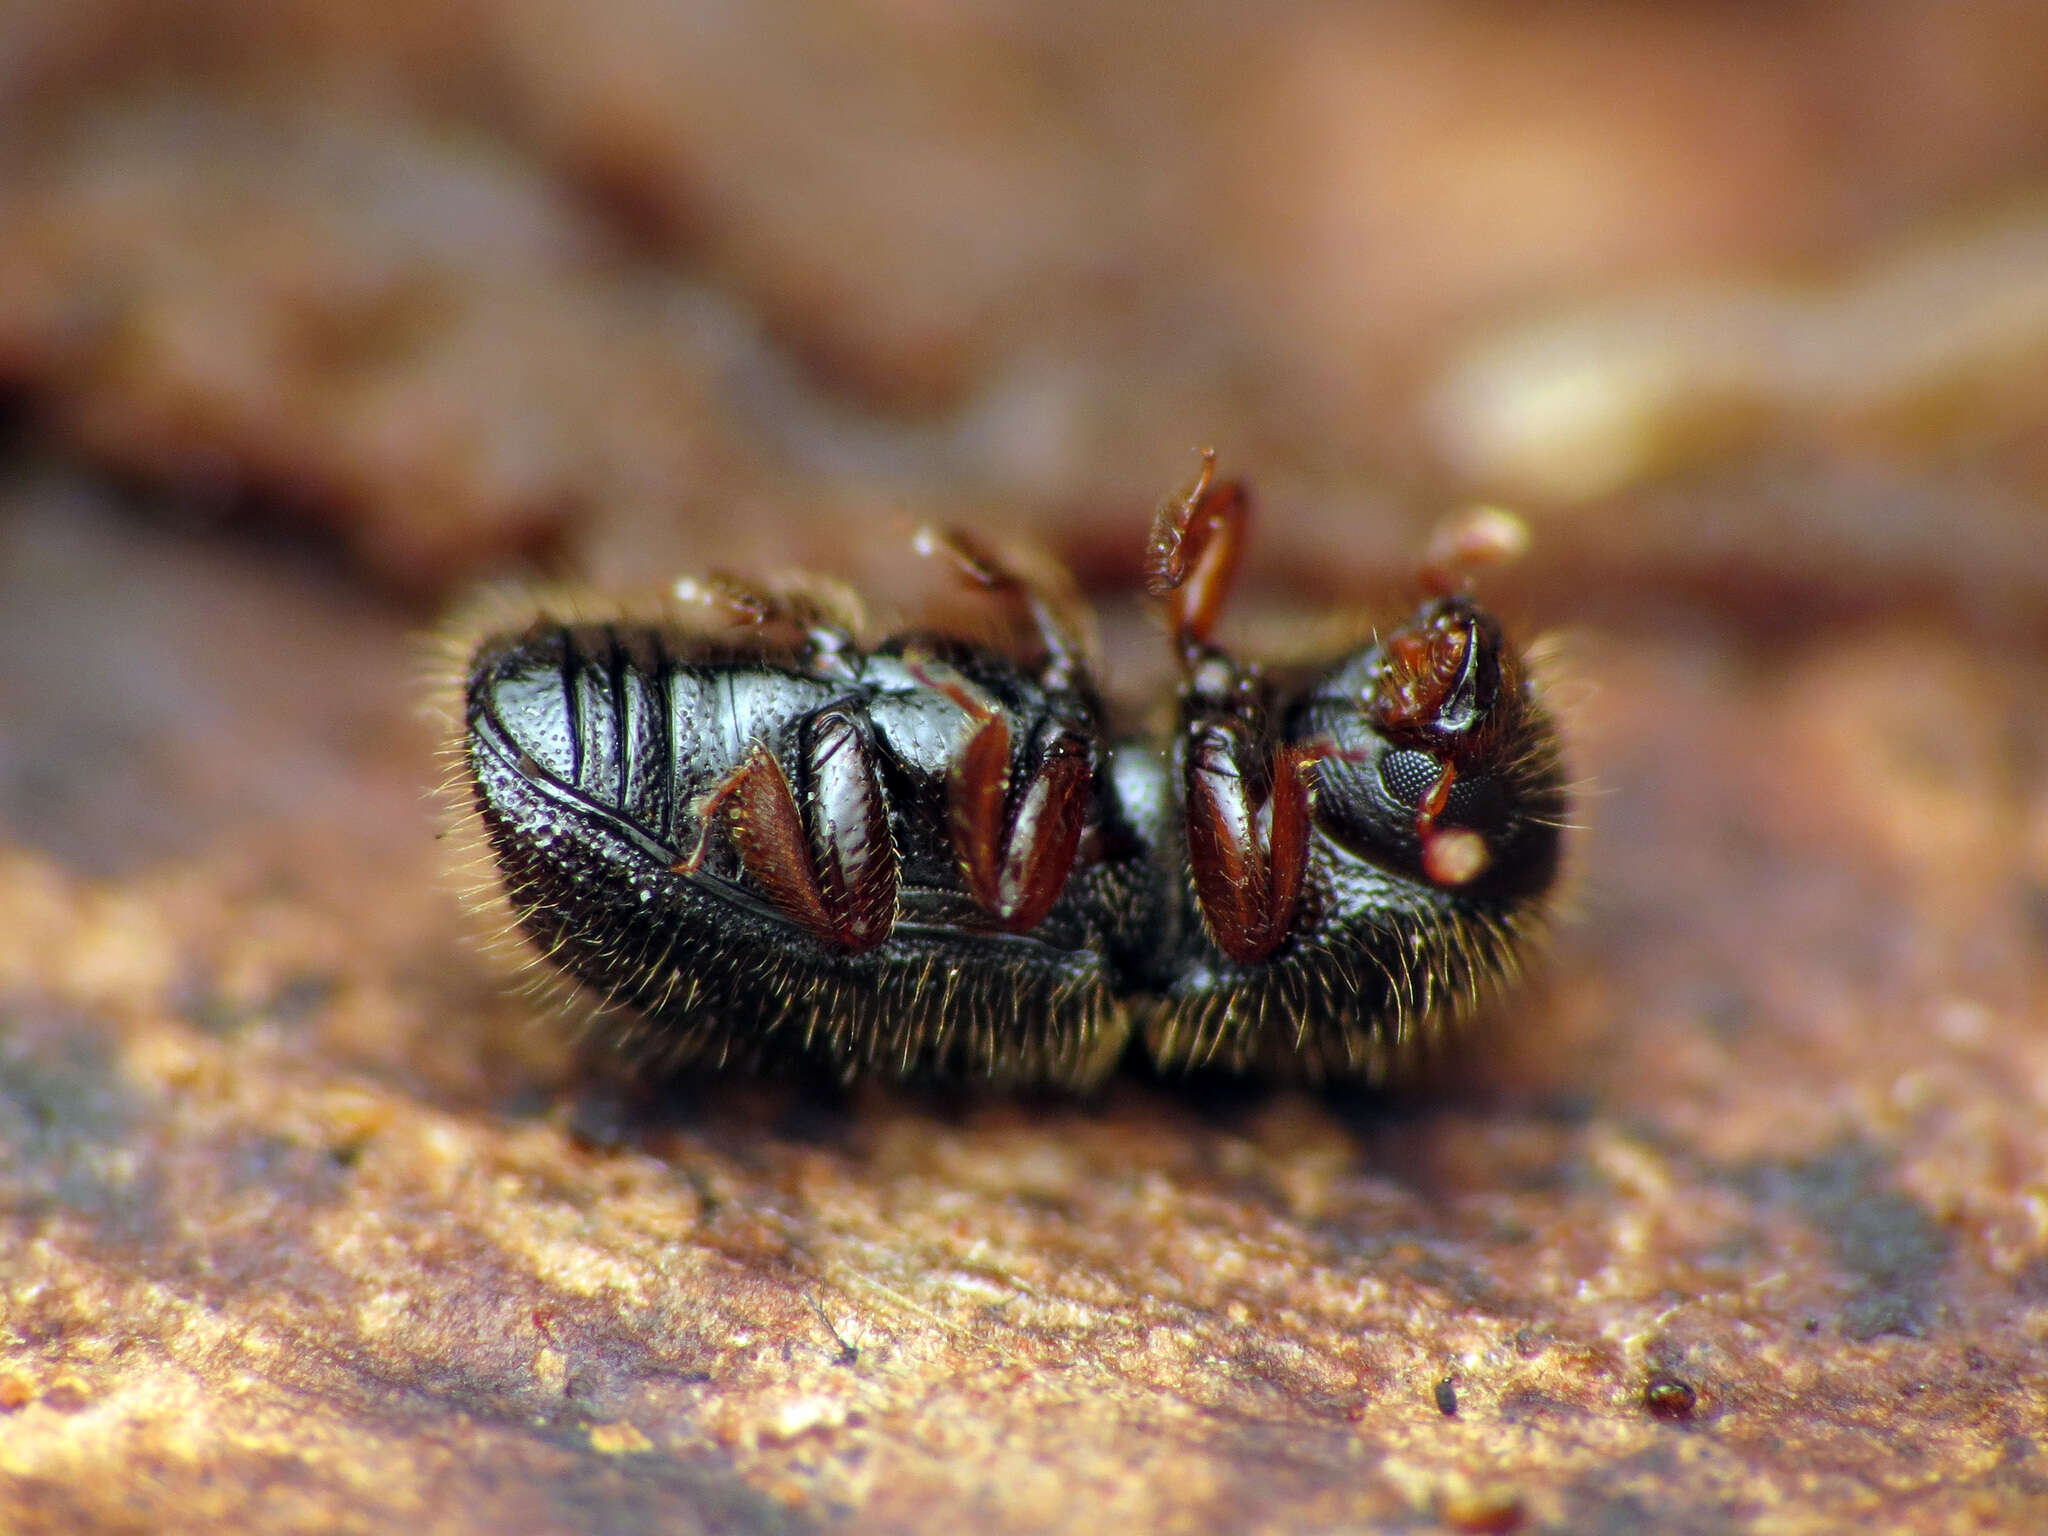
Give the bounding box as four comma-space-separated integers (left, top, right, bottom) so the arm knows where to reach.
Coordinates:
451, 480, 1567, 1087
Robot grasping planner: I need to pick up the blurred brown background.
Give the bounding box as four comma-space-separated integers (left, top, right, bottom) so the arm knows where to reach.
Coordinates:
3, 4, 2047, 1532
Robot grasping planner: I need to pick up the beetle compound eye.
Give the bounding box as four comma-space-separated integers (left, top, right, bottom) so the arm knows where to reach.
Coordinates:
1377, 747, 1441, 811
1379, 749, 1511, 834
445, 458, 1566, 1085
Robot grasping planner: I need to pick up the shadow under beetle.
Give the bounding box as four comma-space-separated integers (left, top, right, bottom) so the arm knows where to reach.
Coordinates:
453, 455, 1568, 1085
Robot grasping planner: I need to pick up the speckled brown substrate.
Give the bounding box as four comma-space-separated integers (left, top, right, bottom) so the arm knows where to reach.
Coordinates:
3, 472, 2047, 1534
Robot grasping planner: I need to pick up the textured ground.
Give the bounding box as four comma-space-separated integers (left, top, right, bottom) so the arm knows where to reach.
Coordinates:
3, 5, 2048, 1533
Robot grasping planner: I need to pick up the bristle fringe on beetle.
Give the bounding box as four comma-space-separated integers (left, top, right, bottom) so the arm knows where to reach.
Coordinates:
445, 455, 1568, 1086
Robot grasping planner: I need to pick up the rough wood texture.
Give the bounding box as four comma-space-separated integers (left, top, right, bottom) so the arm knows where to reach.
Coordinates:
3, 5, 2048, 1532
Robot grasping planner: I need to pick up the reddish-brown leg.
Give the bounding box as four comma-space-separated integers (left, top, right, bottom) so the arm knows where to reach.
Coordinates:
674, 571, 865, 633
910, 661, 1092, 933
1368, 599, 1517, 884
978, 729, 1090, 933
1145, 451, 1253, 659
1184, 722, 1319, 965
674, 708, 897, 953
910, 525, 1092, 690
673, 575, 865, 681
673, 572, 786, 628
1399, 753, 1493, 885
794, 708, 899, 946
1417, 504, 1531, 598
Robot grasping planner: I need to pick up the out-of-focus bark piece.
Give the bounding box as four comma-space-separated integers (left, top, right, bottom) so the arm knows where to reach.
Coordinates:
0, 100, 762, 593
1426, 203, 2048, 503
4, 2, 2048, 597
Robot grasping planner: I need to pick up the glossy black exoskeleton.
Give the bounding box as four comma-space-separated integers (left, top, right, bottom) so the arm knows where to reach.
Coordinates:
462, 536, 1170, 1082
453, 459, 1566, 1085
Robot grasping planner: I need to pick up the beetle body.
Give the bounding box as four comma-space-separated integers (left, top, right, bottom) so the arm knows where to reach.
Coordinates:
465, 619, 1166, 1083
453, 462, 1566, 1085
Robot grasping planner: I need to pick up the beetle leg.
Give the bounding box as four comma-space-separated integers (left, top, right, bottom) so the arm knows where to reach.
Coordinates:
673, 572, 866, 677
978, 726, 1091, 933
1184, 720, 1318, 965
1145, 450, 1253, 662
1369, 600, 1510, 761
673, 570, 865, 631
1418, 504, 1530, 598
1366, 598, 1523, 882
909, 659, 1092, 932
673, 707, 897, 953
910, 525, 1095, 691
